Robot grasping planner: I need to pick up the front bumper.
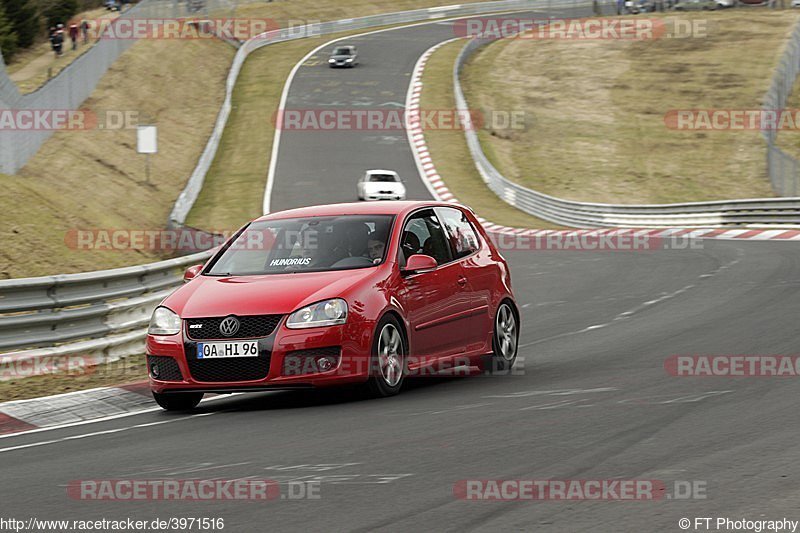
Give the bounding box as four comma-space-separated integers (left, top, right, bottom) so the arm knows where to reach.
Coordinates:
147, 319, 373, 394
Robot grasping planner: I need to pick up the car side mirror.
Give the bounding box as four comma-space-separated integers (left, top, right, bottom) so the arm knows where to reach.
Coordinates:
183, 264, 203, 282
401, 254, 437, 275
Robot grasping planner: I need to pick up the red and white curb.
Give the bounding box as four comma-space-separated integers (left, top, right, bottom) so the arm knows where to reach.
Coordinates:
0, 382, 156, 436
0, 383, 231, 437
405, 41, 800, 243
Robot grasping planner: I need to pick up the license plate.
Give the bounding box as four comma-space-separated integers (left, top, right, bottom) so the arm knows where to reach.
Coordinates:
197, 341, 259, 359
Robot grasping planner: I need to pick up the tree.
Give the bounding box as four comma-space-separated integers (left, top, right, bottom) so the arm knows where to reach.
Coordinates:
0, 2, 16, 62
41, 0, 78, 28
0, 0, 38, 50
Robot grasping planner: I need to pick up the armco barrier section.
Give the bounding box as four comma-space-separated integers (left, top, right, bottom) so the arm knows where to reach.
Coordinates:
0, 251, 211, 379
453, 36, 800, 228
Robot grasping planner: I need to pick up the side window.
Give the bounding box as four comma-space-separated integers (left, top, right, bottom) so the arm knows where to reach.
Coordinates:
400, 209, 452, 266
437, 207, 480, 260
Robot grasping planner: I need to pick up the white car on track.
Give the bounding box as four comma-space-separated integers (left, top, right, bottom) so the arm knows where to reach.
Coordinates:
357, 169, 406, 201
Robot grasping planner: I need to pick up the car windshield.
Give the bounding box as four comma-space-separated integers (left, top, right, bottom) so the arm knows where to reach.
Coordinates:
206, 215, 394, 276
333, 47, 352, 55
369, 174, 398, 182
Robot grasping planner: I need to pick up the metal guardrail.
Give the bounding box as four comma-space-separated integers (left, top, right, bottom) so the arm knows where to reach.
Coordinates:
453, 35, 800, 228
0, 251, 211, 378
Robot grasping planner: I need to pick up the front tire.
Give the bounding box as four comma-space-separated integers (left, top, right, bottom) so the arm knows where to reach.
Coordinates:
479, 301, 518, 374
366, 315, 406, 397
152, 391, 203, 411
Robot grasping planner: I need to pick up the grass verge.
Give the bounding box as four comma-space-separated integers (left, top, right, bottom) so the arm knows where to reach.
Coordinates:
420, 39, 564, 229
183, 38, 311, 230
462, 11, 797, 204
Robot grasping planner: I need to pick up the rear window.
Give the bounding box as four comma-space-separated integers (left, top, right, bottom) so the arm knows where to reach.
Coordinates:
369, 174, 398, 182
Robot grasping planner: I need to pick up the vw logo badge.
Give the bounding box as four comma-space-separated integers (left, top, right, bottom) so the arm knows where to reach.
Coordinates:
219, 316, 240, 337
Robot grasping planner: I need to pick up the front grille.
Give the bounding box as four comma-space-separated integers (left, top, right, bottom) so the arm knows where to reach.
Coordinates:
185, 315, 282, 340
184, 341, 271, 382
147, 355, 183, 382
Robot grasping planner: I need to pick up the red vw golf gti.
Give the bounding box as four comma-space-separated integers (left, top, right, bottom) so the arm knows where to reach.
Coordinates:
146, 201, 519, 410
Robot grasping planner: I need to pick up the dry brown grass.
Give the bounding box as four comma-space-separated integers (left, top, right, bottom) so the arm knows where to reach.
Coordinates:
0, 38, 235, 278
463, 11, 797, 204
184, 38, 309, 231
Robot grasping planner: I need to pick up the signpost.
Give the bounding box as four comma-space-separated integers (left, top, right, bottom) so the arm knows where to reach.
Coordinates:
136, 125, 158, 182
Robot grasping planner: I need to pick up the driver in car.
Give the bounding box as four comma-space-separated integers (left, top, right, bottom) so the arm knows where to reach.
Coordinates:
367, 233, 386, 264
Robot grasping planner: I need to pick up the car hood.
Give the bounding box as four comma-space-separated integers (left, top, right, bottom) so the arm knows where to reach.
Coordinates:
363, 182, 405, 192
163, 268, 380, 318
331, 55, 353, 61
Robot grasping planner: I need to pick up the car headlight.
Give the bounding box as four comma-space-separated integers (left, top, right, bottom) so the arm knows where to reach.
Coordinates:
328, 58, 335, 63
148, 306, 181, 336
286, 299, 348, 329
345, 58, 354, 62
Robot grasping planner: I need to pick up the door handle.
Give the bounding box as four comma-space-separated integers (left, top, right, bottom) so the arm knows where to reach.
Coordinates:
457, 276, 468, 287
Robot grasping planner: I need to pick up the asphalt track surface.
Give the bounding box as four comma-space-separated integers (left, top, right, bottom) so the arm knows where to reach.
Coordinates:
5, 9, 800, 533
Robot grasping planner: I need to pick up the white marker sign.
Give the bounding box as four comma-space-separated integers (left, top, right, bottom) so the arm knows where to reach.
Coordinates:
137, 125, 158, 154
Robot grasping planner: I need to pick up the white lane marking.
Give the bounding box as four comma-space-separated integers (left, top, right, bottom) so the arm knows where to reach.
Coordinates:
0, 412, 217, 454
0, 392, 243, 441
617, 391, 733, 405
164, 461, 252, 476
520, 398, 592, 411
0, 406, 160, 440
516, 252, 742, 350
656, 391, 733, 404
484, 387, 617, 399
407, 402, 493, 416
